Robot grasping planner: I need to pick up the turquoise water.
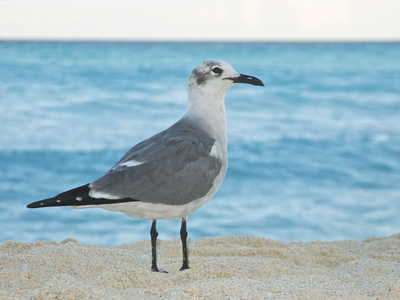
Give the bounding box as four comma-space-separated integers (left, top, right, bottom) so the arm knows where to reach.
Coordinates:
1, 41, 400, 246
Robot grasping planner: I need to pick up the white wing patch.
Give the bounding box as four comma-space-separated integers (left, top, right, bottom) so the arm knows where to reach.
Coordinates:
112, 159, 145, 170
88, 188, 123, 200
209, 142, 225, 162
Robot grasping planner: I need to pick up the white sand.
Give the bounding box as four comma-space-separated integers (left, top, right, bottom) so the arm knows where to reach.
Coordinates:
1, 235, 400, 299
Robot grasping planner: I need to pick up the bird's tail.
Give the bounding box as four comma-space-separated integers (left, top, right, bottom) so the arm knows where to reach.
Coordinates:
27, 184, 136, 208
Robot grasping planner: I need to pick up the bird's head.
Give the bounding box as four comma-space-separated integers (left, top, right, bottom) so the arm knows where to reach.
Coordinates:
188, 59, 264, 94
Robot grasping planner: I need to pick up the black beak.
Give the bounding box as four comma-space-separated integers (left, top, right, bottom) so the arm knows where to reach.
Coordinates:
224, 74, 264, 86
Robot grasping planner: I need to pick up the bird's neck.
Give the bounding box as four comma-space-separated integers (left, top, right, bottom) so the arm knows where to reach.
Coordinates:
184, 88, 227, 145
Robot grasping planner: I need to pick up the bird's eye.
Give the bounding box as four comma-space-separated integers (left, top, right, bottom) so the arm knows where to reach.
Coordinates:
211, 67, 223, 75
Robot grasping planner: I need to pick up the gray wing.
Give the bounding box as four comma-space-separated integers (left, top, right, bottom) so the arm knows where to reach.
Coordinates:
90, 121, 223, 205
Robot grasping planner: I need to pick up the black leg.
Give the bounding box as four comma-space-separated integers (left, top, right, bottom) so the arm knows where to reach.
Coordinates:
179, 218, 190, 271
150, 220, 159, 272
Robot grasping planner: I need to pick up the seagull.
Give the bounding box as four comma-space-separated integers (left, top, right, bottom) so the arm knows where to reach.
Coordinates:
27, 59, 264, 272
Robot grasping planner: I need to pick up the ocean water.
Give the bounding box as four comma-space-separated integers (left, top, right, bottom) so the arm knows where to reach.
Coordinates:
1, 41, 400, 246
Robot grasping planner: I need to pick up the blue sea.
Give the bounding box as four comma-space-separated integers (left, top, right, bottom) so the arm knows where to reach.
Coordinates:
1, 41, 400, 246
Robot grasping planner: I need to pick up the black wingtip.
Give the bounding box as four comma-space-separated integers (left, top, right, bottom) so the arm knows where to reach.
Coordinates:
27, 203, 37, 209
27, 201, 46, 208
27, 183, 139, 209
26, 184, 93, 209
27, 199, 62, 208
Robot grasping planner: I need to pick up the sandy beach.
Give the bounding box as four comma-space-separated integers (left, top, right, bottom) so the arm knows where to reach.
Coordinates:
1, 235, 400, 299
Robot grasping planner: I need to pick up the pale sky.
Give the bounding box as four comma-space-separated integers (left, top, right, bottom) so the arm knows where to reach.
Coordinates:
0, 0, 399, 41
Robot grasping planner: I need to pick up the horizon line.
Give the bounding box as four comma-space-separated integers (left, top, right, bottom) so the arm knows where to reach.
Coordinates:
1, 38, 400, 43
